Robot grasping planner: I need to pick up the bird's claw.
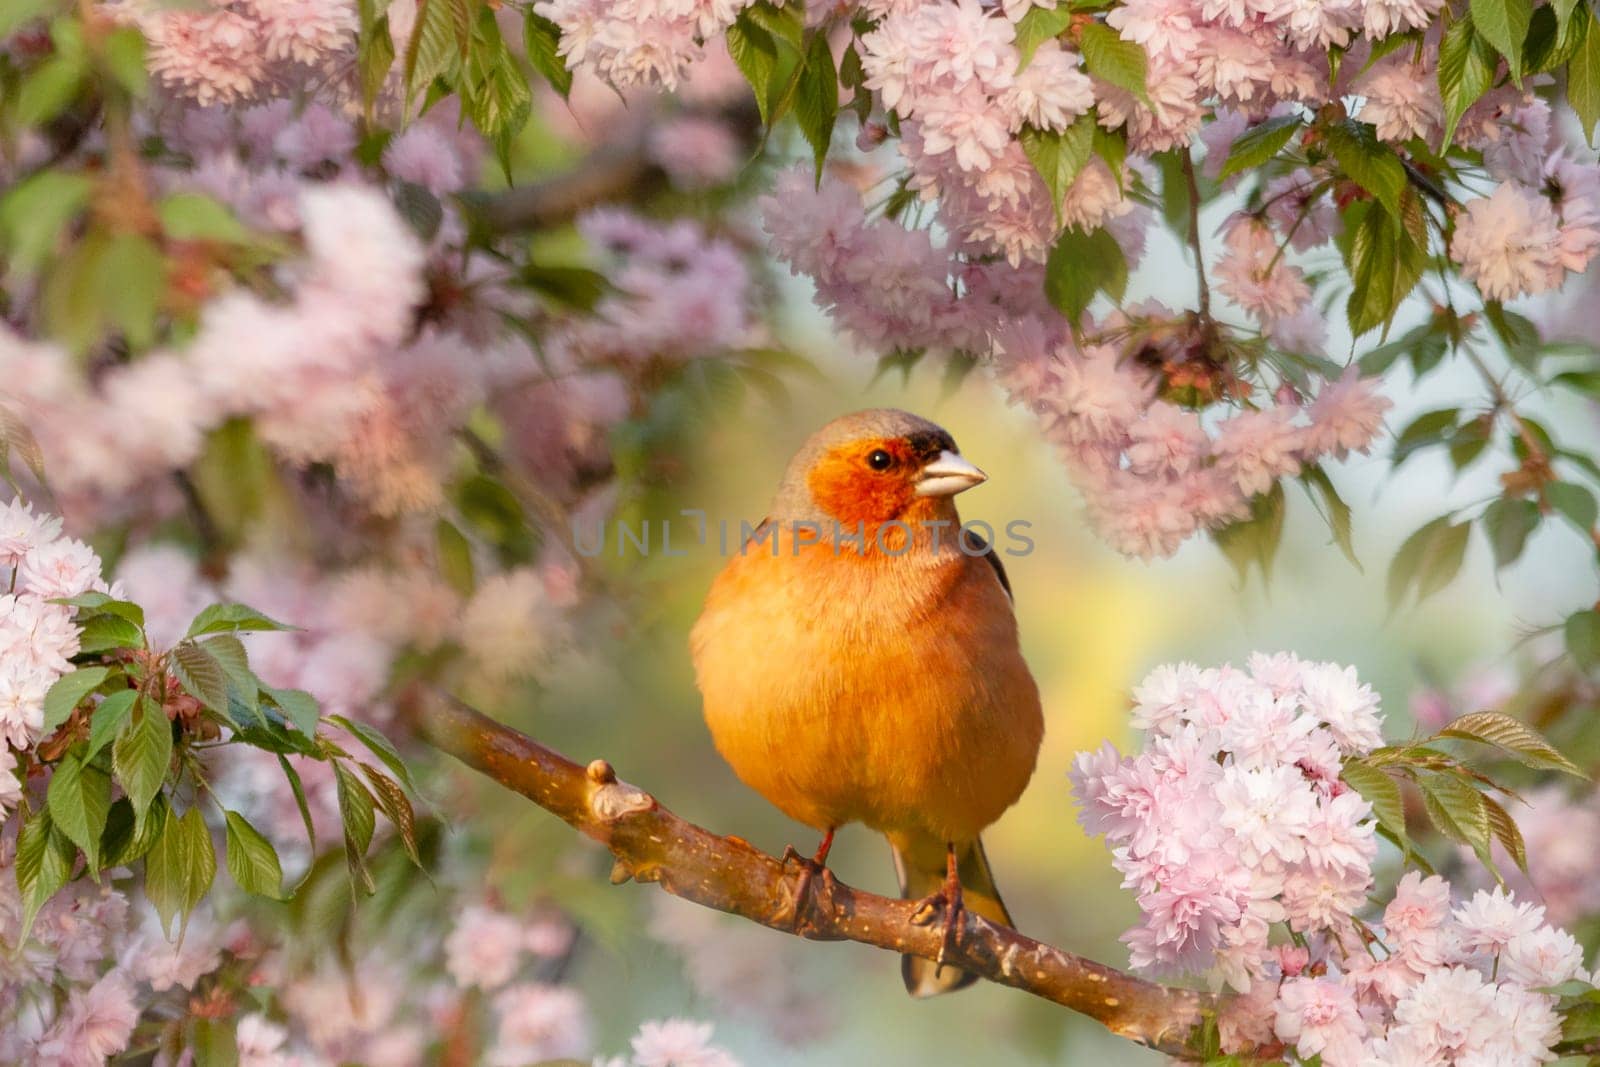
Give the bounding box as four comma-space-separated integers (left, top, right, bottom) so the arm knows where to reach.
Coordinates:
781, 834, 838, 933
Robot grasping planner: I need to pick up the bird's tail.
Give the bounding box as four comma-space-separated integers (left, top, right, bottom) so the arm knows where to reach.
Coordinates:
890, 833, 1014, 998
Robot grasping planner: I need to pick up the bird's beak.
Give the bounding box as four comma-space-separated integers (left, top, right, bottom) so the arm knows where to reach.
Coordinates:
914, 450, 988, 497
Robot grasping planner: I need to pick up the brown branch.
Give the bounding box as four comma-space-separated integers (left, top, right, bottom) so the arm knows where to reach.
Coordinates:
459, 137, 665, 233
416, 690, 1219, 1058
1180, 148, 1211, 319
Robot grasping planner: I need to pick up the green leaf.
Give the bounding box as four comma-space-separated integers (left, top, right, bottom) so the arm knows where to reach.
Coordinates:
1566, 609, 1600, 672
1481, 793, 1529, 875
1552, 369, 1600, 396
1439, 13, 1499, 148
796, 31, 838, 179
86, 689, 137, 760
1212, 483, 1287, 585
1079, 23, 1147, 101
0, 170, 94, 276
55, 591, 146, 627
1393, 407, 1460, 466
334, 762, 378, 897
103, 793, 167, 867
1547, 481, 1598, 531
1344, 192, 1427, 338
1471, 0, 1532, 78
15, 809, 74, 945
171, 641, 231, 712
99, 233, 167, 351
186, 602, 294, 638
436, 519, 475, 597
1418, 771, 1493, 870
404, 0, 469, 97
523, 10, 572, 98
1341, 760, 1409, 857
1300, 465, 1359, 569
1323, 121, 1406, 219
1569, 7, 1600, 143
1436, 710, 1586, 777
359, 763, 421, 866
47, 753, 111, 874
1013, 4, 1073, 70
112, 695, 172, 827
1219, 115, 1302, 180
223, 810, 286, 899
159, 193, 252, 244
727, 9, 779, 125
1482, 497, 1541, 569
0, 0, 53, 37
16, 54, 86, 126
1020, 114, 1095, 215
329, 715, 417, 793
278, 754, 317, 852
1388, 516, 1471, 609
76, 613, 143, 655
1044, 225, 1127, 323
357, 0, 395, 111
41, 666, 110, 738
263, 686, 319, 738
145, 803, 216, 938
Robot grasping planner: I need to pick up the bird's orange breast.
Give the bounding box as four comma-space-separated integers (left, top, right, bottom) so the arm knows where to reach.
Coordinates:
689, 528, 1044, 845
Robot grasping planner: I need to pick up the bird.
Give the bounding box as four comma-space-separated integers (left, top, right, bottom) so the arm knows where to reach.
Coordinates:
689, 408, 1044, 996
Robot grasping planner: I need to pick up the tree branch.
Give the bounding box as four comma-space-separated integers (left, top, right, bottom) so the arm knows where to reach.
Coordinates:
416, 690, 1219, 1058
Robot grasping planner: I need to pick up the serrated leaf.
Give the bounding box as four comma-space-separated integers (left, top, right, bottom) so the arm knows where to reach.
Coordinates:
1481, 793, 1529, 875
334, 762, 377, 897
1345, 194, 1427, 338
77, 614, 144, 655
359, 763, 421, 866
55, 592, 146, 627
86, 689, 137, 760
404, 0, 469, 98
0, 170, 95, 276
278, 755, 317, 852
224, 810, 286, 899
1219, 115, 1301, 180
1436, 710, 1585, 776
1044, 224, 1127, 323
330, 715, 416, 793
1300, 465, 1359, 569
796, 30, 837, 180
1020, 114, 1095, 216
523, 10, 572, 98
1324, 121, 1406, 219
46, 753, 111, 874
1393, 407, 1461, 467
172, 641, 230, 712
1565, 609, 1600, 672
1014, 4, 1073, 70
1547, 481, 1598, 531
112, 695, 172, 827
15, 809, 73, 945
1471, 0, 1532, 79
263, 686, 319, 738
1341, 760, 1409, 858
102, 793, 167, 867
1570, 8, 1600, 143
1482, 497, 1541, 569
1440, 14, 1499, 148
146, 803, 216, 938
1079, 22, 1147, 101
186, 602, 294, 638
1388, 516, 1470, 609
41, 666, 110, 738
727, 9, 779, 125
1418, 771, 1493, 870
1212, 483, 1287, 585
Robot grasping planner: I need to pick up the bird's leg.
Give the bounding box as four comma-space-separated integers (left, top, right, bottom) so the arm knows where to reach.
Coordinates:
782, 827, 837, 931
934, 843, 965, 967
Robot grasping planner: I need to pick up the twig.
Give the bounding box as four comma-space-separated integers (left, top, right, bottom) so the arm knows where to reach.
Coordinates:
416, 690, 1221, 1058
1180, 149, 1211, 318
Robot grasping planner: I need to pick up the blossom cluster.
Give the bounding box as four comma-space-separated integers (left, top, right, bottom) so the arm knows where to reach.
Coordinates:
1072, 654, 1591, 1065
535, 0, 753, 91
0, 499, 109, 756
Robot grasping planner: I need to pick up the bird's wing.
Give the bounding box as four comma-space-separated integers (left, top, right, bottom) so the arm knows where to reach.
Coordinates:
958, 526, 1012, 602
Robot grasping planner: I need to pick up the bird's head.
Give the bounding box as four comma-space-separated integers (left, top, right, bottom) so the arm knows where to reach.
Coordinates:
772, 409, 987, 529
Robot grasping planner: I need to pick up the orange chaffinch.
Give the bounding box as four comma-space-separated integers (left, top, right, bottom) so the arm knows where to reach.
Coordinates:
690, 409, 1044, 996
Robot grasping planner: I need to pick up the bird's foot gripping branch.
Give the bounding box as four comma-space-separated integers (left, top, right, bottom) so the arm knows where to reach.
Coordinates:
416, 691, 1217, 1059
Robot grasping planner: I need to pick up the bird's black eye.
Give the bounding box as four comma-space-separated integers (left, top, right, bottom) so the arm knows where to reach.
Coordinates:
867, 449, 893, 471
